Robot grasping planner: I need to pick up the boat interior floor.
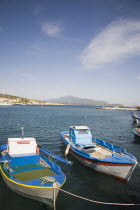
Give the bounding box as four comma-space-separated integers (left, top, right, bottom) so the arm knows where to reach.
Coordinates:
12, 168, 57, 182
81, 146, 112, 159
89, 148, 112, 159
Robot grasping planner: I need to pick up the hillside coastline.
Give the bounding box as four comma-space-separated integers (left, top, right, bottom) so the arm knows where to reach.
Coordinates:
0, 94, 110, 106
1, 94, 138, 108
0, 94, 62, 105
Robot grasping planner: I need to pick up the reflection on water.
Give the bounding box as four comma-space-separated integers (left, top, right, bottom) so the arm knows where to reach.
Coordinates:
0, 105, 140, 210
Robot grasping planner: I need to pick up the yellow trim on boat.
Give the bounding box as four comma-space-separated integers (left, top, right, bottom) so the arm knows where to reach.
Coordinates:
0, 165, 66, 189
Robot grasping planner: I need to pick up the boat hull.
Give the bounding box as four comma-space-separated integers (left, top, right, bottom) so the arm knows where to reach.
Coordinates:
70, 149, 136, 182
0, 166, 60, 207
61, 132, 137, 182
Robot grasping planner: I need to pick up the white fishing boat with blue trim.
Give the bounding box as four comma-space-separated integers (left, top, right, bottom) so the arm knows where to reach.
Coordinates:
131, 112, 140, 123
60, 126, 137, 182
0, 135, 68, 207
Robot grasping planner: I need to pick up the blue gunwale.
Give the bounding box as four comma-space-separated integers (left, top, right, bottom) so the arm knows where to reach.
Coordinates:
0, 165, 66, 188
60, 131, 136, 165
0, 149, 66, 187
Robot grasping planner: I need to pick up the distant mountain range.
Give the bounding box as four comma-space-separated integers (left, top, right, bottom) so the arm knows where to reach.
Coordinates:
47, 95, 110, 106
0, 94, 123, 106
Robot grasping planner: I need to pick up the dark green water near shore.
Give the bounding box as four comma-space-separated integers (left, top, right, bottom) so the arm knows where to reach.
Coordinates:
0, 105, 140, 210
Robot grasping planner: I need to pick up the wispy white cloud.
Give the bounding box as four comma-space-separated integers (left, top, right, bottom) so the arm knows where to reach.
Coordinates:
41, 21, 62, 37
137, 76, 140, 80
80, 19, 140, 70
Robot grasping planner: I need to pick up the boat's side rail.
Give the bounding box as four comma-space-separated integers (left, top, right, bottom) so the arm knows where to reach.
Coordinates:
39, 154, 61, 175
38, 145, 69, 165
74, 147, 91, 158
93, 138, 126, 154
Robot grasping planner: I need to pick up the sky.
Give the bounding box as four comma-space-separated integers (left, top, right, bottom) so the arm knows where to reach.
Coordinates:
0, 0, 140, 106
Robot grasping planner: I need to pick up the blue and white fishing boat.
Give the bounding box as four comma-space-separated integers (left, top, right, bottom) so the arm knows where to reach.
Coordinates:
60, 126, 137, 182
132, 127, 140, 139
0, 135, 68, 207
131, 112, 140, 123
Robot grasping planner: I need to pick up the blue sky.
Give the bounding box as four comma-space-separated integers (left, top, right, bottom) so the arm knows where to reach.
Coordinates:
0, 0, 140, 106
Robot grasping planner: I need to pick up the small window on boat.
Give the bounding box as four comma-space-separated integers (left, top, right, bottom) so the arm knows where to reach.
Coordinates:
78, 130, 88, 134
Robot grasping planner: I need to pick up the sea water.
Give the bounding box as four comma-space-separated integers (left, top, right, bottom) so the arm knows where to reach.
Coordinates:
0, 105, 140, 210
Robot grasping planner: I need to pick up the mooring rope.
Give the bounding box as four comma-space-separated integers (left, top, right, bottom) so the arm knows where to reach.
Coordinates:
56, 187, 140, 206
54, 155, 140, 207
53, 188, 56, 210
134, 160, 140, 167
125, 156, 140, 167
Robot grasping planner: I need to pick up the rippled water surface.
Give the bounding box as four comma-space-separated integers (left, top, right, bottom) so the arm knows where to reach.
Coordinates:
0, 105, 140, 210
